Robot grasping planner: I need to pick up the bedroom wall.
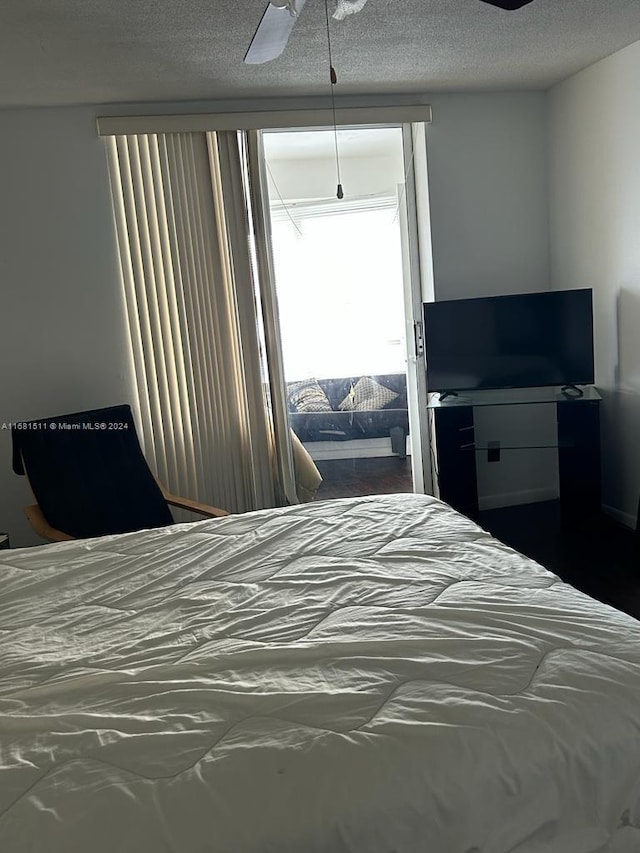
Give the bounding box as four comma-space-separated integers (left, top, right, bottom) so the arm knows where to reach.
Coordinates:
426, 92, 550, 301
0, 107, 136, 547
0, 91, 549, 546
549, 39, 640, 527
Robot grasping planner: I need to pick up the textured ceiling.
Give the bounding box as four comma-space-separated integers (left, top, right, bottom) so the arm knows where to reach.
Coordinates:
1, 0, 640, 108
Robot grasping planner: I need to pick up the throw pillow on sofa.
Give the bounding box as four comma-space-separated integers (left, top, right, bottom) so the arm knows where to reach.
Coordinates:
287, 378, 333, 413
339, 376, 399, 412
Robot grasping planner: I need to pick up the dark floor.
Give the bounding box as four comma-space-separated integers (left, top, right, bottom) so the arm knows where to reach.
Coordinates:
314, 456, 413, 500
480, 501, 640, 620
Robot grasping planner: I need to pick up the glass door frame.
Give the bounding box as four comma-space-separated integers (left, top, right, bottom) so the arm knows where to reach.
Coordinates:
400, 122, 435, 496
247, 120, 435, 500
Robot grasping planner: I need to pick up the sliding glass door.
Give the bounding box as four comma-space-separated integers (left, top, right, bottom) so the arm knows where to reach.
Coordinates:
258, 124, 432, 501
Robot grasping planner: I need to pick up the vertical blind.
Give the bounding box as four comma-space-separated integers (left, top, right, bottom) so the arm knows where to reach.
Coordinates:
106, 130, 282, 514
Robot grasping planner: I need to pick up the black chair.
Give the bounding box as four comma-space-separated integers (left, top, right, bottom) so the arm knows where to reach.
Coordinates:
12, 404, 228, 542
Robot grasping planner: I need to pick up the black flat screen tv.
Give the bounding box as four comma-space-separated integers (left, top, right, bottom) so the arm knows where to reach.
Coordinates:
424, 289, 594, 392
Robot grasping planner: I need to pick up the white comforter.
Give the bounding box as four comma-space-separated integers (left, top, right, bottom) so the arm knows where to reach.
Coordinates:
1, 494, 640, 852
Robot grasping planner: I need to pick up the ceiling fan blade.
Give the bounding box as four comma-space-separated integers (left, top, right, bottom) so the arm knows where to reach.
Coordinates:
244, 0, 308, 65
479, 0, 535, 8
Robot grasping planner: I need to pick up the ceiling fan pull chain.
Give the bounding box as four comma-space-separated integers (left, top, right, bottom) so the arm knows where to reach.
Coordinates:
331, 63, 343, 198
324, 0, 343, 200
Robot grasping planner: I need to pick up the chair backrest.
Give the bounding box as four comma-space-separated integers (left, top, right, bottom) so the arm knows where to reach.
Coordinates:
12, 404, 174, 539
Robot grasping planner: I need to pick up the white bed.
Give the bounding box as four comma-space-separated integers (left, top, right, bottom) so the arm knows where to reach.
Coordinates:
1, 493, 640, 852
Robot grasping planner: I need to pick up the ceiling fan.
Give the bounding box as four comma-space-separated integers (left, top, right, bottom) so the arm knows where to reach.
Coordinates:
244, 0, 536, 65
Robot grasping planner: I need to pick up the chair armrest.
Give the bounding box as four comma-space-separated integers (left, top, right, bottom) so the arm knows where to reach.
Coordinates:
158, 483, 229, 518
24, 505, 74, 542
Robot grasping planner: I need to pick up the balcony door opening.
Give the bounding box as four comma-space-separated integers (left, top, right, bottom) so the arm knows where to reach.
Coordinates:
262, 125, 422, 500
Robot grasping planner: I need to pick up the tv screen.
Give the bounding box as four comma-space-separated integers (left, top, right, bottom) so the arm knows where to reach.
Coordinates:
424, 289, 594, 392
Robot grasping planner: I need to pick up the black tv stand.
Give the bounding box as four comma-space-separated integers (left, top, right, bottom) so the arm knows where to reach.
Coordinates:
428, 386, 601, 525
438, 391, 458, 402
561, 384, 584, 398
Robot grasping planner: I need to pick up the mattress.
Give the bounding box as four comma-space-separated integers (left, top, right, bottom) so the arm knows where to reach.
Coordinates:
1, 493, 640, 852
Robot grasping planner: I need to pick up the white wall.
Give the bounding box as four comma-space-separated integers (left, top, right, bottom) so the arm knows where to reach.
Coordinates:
0, 92, 550, 546
0, 107, 136, 546
549, 40, 640, 527
426, 92, 550, 300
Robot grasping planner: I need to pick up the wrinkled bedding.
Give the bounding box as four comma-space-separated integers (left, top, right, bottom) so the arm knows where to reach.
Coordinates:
1, 493, 640, 852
